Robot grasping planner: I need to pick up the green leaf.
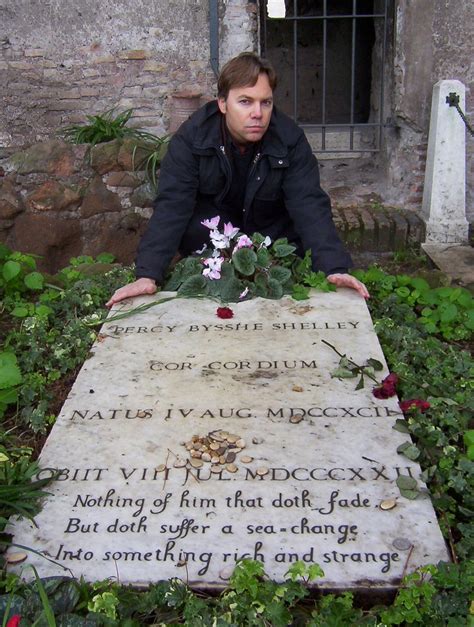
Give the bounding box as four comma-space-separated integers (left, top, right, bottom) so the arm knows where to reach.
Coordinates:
0, 352, 23, 389
35, 304, 53, 318
286, 561, 307, 581
331, 366, 357, 379
0, 243, 11, 260
256, 247, 271, 268
292, 284, 310, 301
180, 256, 203, 279
30, 566, 58, 625
355, 374, 365, 390
267, 278, 283, 299
366, 358, 384, 371
396, 475, 419, 499
463, 430, 474, 447
0, 386, 18, 404
273, 242, 297, 258
304, 270, 336, 292
393, 419, 410, 434
307, 563, 325, 580
397, 441, 420, 460
250, 232, 265, 246
163, 261, 184, 291
11, 304, 32, 317
396, 475, 418, 490
49, 580, 81, 615
439, 303, 458, 323
269, 265, 292, 284
395, 286, 411, 298
232, 248, 257, 276
24, 271, 44, 290
2, 260, 21, 282
410, 277, 430, 291
255, 283, 268, 298
177, 274, 208, 297
399, 488, 419, 500
220, 277, 245, 303
219, 261, 236, 280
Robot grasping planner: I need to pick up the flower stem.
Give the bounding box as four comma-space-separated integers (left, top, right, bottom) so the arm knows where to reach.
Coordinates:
321, 339, 379, 383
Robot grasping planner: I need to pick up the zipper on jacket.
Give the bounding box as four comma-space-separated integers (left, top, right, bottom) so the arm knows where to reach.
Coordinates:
242, 151, 262, 218
249, 152, 261, 179
218, 145, 232, 201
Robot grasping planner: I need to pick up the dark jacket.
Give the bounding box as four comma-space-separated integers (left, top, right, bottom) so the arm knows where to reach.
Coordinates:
136, 101, 352, 282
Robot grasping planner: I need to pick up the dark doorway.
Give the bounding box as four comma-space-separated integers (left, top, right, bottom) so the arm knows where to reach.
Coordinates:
262, 0, 390, 153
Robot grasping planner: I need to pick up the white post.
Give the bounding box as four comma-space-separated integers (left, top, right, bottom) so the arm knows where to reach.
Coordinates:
422, 80, 469, 243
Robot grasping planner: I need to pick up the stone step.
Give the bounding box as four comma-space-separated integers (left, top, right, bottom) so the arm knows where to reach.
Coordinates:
335, 206, 426, 252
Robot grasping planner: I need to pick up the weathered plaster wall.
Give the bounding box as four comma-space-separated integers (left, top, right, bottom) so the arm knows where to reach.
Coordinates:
220, 0, 258, 66
0, 0, 216, 152
385, 0, 473, 219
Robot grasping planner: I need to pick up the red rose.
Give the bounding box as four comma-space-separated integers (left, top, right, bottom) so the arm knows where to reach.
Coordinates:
7, 616, 21, 627
216, 306, 234, 319
373, 372, 398, 399
400, 399, 430, 413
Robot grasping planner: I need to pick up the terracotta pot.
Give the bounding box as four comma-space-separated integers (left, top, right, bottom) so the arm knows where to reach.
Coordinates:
169, 91, 202, 133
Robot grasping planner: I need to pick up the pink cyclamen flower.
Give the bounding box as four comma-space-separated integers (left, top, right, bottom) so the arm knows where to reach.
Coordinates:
201, 216, 220, 230
210, 230, 230, 250
223, 222, 240, 239
202, 256, 224, 280
234, 234, 253, 250
400, 399, 430, 413
239, 287, 249, 299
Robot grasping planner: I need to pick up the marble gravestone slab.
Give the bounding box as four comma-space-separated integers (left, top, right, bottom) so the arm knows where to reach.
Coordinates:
8, 290, 449, 589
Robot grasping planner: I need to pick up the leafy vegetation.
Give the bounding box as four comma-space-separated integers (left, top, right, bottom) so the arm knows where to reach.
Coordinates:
0, 245, 472, 624
163, 223, 335, 303
132, 134, 170, 190
60, 108, 161, 147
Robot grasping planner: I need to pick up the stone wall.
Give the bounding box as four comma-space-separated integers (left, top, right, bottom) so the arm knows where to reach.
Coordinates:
0, 137, 425, 274
0, 139, 154, 272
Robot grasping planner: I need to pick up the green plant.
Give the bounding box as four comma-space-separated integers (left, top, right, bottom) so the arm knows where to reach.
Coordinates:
132, 134, 170, 190
2, 251, 133, 432
61, 108, 155, 146
0, 458, 58, 533
353, 267, 473, 341
217, 560, 323, 626
163, 220, 334, 303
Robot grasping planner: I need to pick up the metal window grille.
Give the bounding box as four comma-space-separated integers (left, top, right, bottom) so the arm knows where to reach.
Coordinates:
261, 0, 390, 154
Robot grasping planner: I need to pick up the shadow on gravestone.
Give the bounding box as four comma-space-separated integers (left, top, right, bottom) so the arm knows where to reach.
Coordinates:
7, 291, 449, 590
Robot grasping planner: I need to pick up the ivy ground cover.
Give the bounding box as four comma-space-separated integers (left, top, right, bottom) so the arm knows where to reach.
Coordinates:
0, 243, 472, 625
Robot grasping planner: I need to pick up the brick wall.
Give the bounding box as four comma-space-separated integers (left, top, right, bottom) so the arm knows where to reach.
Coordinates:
0, 1, 218, 153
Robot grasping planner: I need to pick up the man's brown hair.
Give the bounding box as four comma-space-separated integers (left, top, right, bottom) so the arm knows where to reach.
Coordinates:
217, 52, 277, 99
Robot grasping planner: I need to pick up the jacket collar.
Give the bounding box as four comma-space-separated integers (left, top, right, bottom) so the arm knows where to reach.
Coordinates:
193, 100, 287, 158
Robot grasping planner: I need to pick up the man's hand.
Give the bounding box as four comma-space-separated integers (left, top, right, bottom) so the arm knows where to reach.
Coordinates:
327, 273, 370, 299
106, 277, 158, 308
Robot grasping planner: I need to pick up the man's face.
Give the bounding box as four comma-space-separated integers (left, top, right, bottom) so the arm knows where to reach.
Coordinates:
218, 72, 273, 147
